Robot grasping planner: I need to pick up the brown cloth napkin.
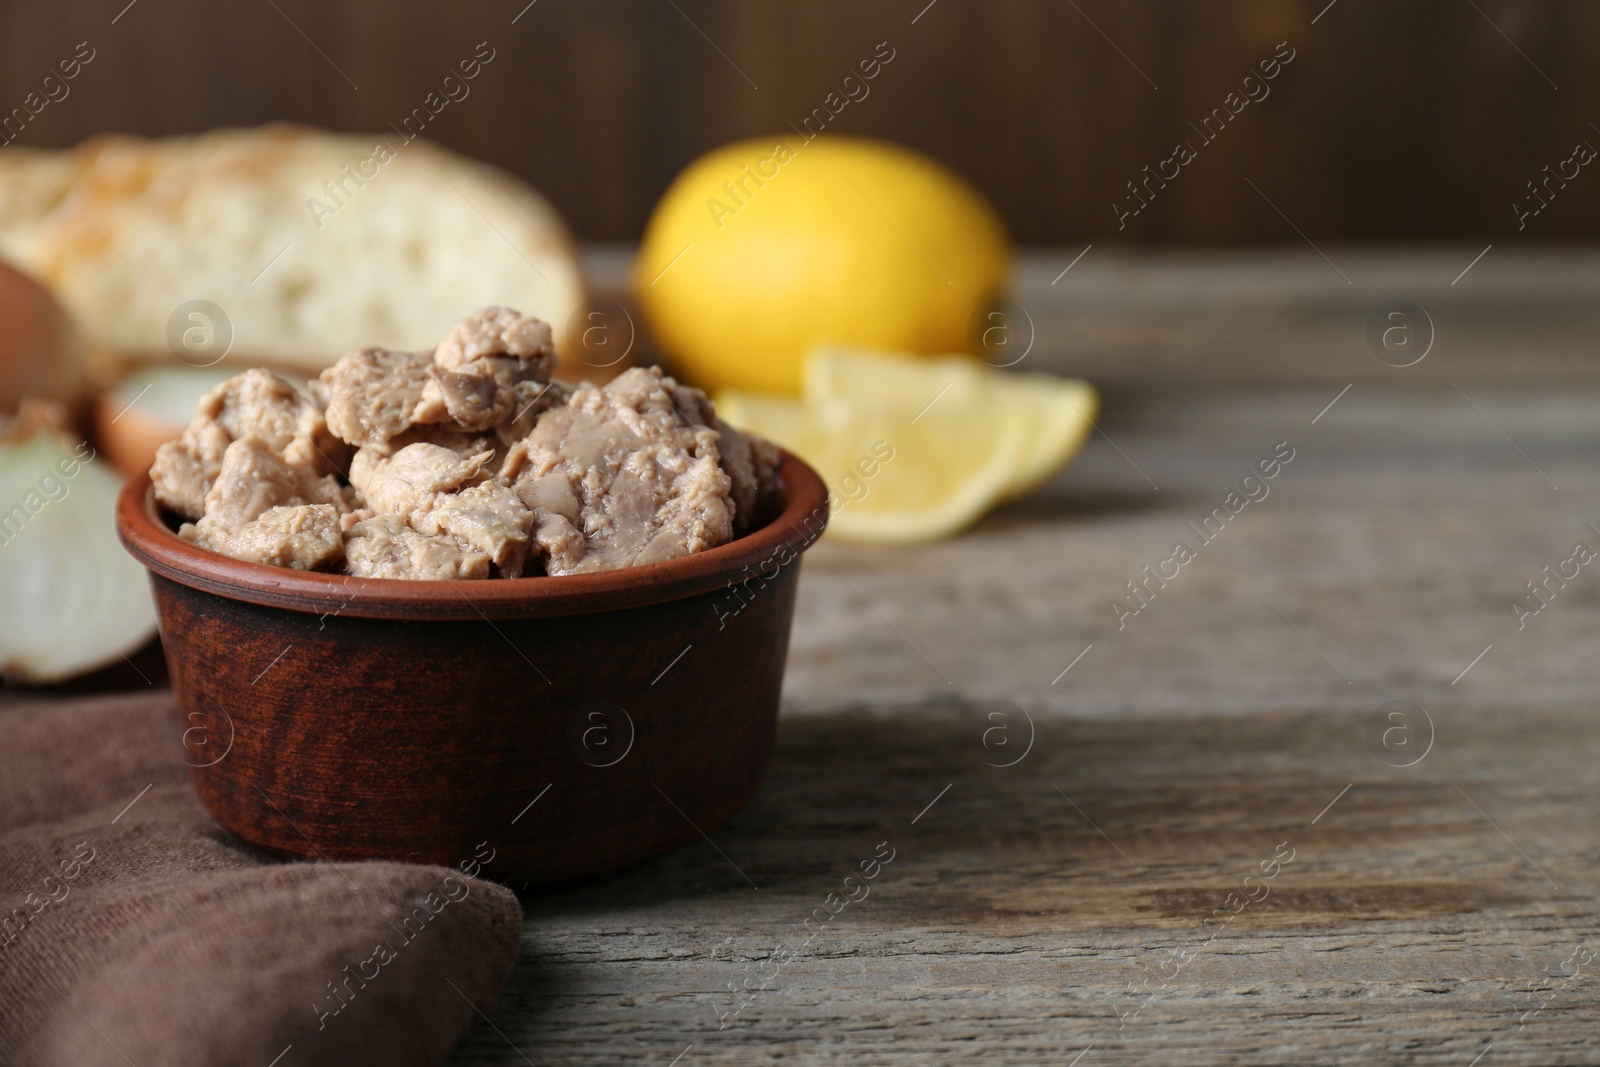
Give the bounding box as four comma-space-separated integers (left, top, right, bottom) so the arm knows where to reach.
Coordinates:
0, 691, 523, 1067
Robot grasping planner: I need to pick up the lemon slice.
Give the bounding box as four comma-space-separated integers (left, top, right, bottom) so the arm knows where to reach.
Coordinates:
715, 391, 1030, 544
801, 345, 1100, 500
803, 345, 989, 408
988, 375, 1099, 498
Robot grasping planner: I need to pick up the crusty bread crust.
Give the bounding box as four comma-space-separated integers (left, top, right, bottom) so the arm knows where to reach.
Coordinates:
1, 125, 583, 374
0, 145, 93, 263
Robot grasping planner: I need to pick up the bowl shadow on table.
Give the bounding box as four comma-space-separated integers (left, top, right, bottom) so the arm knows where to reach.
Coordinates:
460, 707, 1011, 1056
509, 707, 989, 906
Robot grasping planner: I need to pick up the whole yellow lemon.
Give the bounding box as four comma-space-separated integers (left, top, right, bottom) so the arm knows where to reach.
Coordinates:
633, 136, 1010, 395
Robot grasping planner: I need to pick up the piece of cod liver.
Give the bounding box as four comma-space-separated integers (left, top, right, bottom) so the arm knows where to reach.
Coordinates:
502, 366, 735, 575
178, 436, 350, 570
343, 515, 492, 580
415, 306, 559, 433
350, 442, 534, 576
151, 368, 347, 520
319, 347, 437, 449
658, 376, 781, 534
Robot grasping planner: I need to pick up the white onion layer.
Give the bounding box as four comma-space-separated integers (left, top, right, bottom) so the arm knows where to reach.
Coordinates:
0, 429, 157, 682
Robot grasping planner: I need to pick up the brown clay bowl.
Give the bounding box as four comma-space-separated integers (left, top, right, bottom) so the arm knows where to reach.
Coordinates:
115, 452, 828, 887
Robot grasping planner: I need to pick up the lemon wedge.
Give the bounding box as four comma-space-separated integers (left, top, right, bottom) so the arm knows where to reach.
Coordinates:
716, 348, 1099, 543
715, 391, 1031, 544
801, 345, 1101, 500
987, 374, 1099, 498
803, 346, 990, 408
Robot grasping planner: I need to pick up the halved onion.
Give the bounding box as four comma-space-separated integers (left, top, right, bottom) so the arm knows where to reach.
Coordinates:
95, 364, 235, 477
0, 405, 156, 682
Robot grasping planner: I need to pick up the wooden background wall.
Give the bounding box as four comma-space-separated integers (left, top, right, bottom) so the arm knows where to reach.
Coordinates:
3, 0, 1597, 244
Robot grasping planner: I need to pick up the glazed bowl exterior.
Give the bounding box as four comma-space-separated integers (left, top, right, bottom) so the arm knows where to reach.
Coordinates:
115, 452, 828, 886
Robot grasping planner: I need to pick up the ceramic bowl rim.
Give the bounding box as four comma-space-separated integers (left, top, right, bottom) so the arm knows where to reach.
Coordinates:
116, 449, 829, 620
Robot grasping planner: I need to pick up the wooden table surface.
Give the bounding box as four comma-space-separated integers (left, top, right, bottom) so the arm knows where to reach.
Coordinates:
445, 250, 1600, 1065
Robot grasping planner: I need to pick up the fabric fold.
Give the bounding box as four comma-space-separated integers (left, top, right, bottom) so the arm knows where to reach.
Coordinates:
1, 691, 523, 1067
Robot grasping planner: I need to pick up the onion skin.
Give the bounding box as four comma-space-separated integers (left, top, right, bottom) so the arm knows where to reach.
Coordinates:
0, 260, 87, 420
94, 388, 179, 478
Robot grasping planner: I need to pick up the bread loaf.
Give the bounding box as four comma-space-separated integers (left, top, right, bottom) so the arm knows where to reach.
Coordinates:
0, 125, 583, 374
0, 145, 91, 264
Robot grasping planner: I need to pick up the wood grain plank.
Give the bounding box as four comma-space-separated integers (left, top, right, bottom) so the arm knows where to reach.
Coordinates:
445, 706, 1600, 1065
